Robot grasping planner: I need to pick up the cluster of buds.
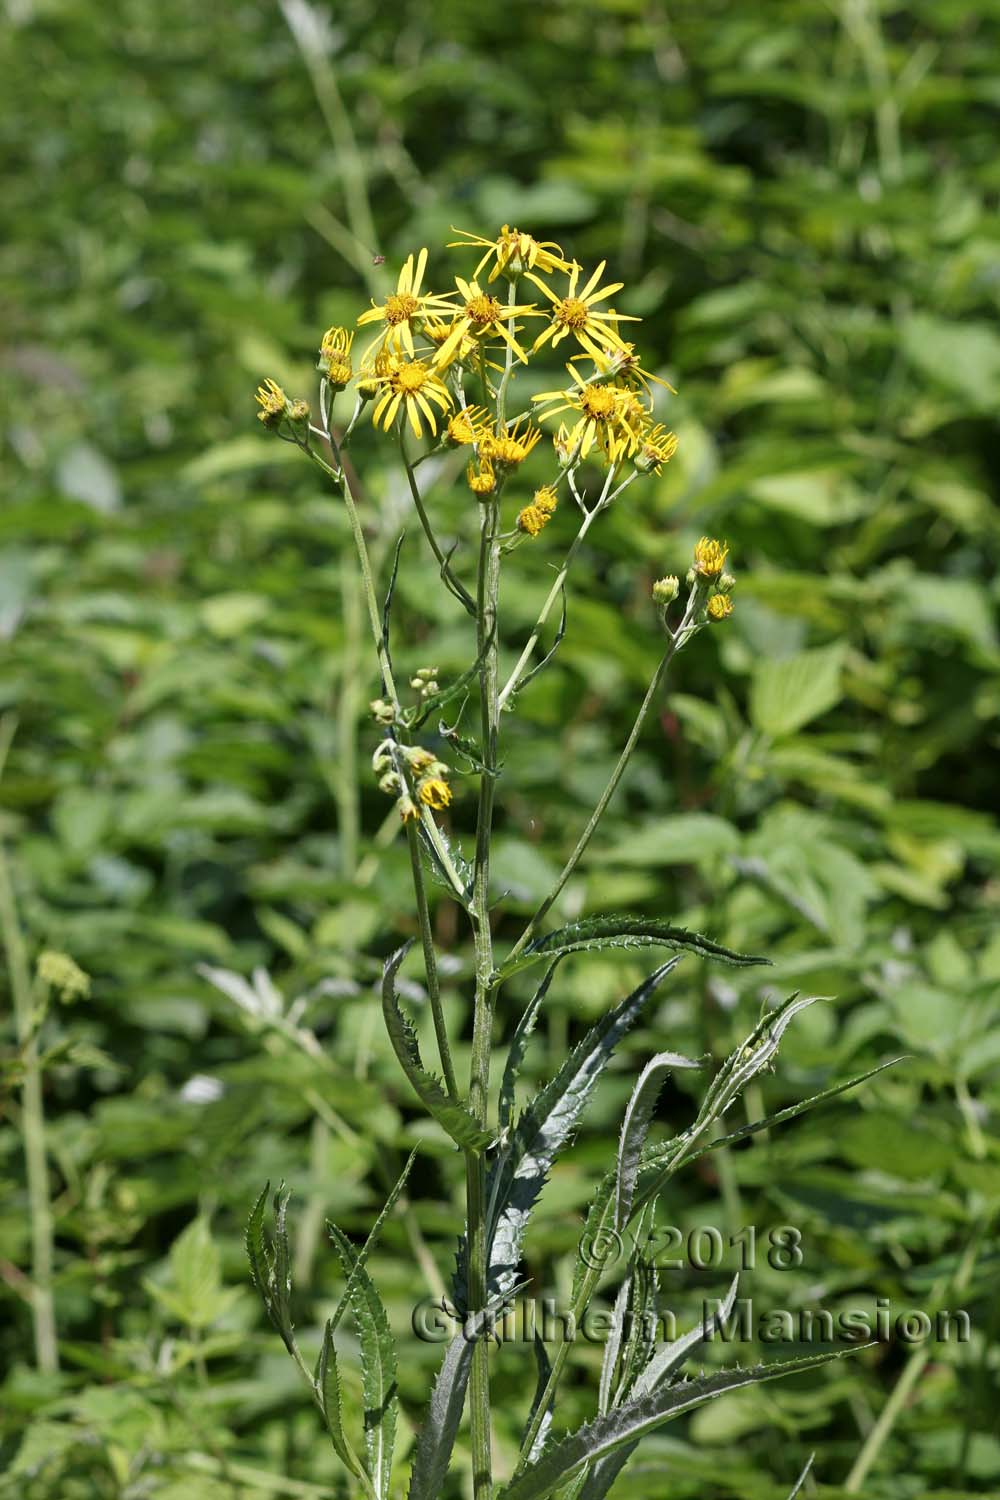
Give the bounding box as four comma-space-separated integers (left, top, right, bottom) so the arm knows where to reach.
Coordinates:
653, 538, 736, 625
410, 666, 440, 700
372, 740, 453, 822
255, 379, 309, 433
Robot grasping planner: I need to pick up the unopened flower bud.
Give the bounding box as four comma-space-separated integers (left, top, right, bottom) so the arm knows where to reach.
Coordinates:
652, 575, 680, 605
369, 698, 395, 726
706, 593, 734, 623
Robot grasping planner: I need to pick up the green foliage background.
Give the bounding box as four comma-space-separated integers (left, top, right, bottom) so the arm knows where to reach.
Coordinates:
2, 0, 998, 1496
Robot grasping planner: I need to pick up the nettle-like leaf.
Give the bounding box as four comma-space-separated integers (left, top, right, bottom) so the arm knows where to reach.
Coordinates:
315, 1318, 368, 1485
330, 1148, 417, 1335
246, 1183, 296, 1356
578, 1274, 741, 1500
523, 1330, 555, 1465
614, 1051, 701, 1231
382, 943, 492, 1151
407, 1286, 527, 1500
498, 960, 563, 1135
491, 916, 769, 985
329, 1223, 398, 1500
502, 1349, 870, 1500
477, 959, 684, 1305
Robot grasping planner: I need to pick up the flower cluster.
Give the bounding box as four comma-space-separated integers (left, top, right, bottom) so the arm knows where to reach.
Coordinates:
255, 226, 681, 536
372, 739, 454, 823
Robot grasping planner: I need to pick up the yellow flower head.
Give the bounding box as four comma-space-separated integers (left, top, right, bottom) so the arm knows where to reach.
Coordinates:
479, 417, 542, 469
448, 224, 577, 284
369, 356, 453, 441
318, 326, 355, 388
418, 776, 452, 811
467, 456, 497, 496
431, 276, 541, 369
529, 260, 639, 361
634, 424, 679, 475
357, 248, 456, 358
707, 593, 734, 622
255, 378, 288, 427
517, 503, 551, 538
533, 485, 559, 514
423, 314, 478, 365
446, 404, 491, 447
533, 366, 647, 462
693, 537, 729, 578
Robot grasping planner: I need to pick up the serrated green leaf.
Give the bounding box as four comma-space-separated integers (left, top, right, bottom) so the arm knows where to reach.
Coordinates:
502, 1348, 871, 1500
382, 944, 492, 1151
615, 1050, 700, 1231
315, 1318, 367, 1481
492, 917, 769, 985
328, 1223, 398, 1500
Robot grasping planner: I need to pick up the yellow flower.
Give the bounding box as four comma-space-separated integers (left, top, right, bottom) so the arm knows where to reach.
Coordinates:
467, 456, 497, 496
255, 378, 288, 427
432, 276, 541, 368
533, 367, 646, 461
318, 326, 354, 388
423, 314, 478, 365
528, 261, 639, 360
418, 777, 452, 811
533, 485, 559, 514
357, 249, 456, 358
634, 424, 679, 475
446, 404, 491, 447
693, 537, 729, 578
479, 417, 543, 468
575, 343, 677, 401
356, 349, 393, 402
447, 224, 577, 283
370, 356, 453, 440
707, 593, 734, 622
517, 503, 551, 538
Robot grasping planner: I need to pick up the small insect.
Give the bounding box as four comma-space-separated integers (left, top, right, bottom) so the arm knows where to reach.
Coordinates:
372, 254, 386, 265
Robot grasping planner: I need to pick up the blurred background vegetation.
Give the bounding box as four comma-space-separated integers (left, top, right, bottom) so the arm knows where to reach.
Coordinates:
1, 0, 999, 1496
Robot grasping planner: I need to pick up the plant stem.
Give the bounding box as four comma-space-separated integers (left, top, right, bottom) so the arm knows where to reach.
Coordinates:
504, 587, 701, 969
400, 432, 476, 614
0, 840, 58, 1374
336, 548, 362, 880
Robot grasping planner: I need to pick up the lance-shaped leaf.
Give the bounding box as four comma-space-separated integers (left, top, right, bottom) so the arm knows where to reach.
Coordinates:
407, 1286, 528, 1500
315, 1317, 369, 1484
382, 944, 492, 1151
498, 960, 563, 1135
614, 1050, 700, 1231
502, 1347, 871, 1500
523, 1330, 555, 1465
483, 958, 683, 1302
380, 531, 406, 686
492, 916, 769, 986
245, 1182, 296, 1355
330, 1148, 417, 1334
329, 1223, 398, 1500
579, 1275, 741, 1500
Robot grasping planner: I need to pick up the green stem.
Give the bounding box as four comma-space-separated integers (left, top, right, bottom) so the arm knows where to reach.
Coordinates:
336, 548, 362, 880
504, 587, 702, 970
400, 432, 476, 614
0, 839, 58, 1374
